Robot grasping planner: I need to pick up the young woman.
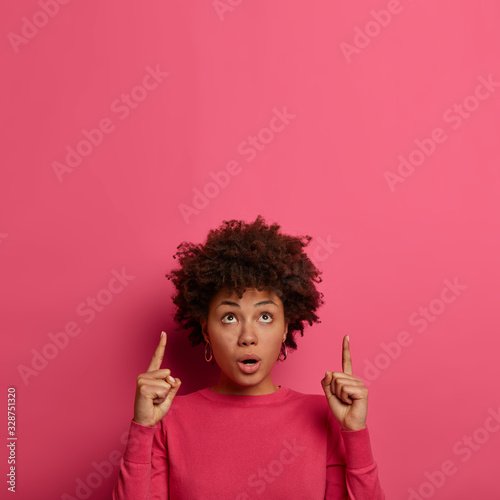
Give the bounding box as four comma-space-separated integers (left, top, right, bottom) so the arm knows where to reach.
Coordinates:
113, 216, 385, 499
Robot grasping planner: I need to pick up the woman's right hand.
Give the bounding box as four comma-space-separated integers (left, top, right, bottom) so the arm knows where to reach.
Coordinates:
133, 331, 181, 427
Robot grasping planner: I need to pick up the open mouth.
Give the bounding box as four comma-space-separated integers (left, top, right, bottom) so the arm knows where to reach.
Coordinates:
237, 358, 261, 374
241, 359, 258, 365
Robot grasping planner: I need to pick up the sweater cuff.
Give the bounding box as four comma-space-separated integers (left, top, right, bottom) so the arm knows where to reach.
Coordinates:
340, 426, 375, 469
122, 419, 159, 464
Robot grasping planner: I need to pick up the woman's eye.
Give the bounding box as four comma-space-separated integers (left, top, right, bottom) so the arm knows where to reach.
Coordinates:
222, 313, 236, 323
260, 312, 273, 323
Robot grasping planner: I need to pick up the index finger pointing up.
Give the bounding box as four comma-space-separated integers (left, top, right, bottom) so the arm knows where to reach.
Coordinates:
342, 334, 353, 375
147, 331, 167, 372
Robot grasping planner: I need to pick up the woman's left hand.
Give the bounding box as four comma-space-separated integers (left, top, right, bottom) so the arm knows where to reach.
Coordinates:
321, 335, 368, 431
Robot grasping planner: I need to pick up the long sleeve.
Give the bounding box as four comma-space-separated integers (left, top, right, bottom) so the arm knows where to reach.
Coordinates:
112, 420, 168, 500
326, 410, 385, 499
341, 427, 385, 499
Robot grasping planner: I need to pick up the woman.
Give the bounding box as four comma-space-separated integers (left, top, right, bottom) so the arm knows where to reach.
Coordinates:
113, 216, 385, 499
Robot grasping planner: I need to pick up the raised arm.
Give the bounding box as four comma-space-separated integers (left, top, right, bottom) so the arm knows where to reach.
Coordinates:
112, 331, 181, 500
321, 335, 385, 499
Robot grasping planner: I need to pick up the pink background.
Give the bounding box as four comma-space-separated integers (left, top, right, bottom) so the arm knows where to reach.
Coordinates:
2, 1, 500, 498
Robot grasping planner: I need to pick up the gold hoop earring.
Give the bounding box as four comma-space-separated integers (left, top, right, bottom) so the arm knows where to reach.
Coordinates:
205, 341, 213, 362
278, 342, 287, 362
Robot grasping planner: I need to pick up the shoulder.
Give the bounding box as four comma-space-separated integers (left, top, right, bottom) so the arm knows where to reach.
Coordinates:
285, 387, 327, 406
285, 388, 332, 418
166, 387, 208, 409
285, 386, 326, 401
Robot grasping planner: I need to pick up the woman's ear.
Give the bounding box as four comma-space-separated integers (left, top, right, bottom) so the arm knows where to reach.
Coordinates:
283, 322, 288, 343
200, 317, 209, 343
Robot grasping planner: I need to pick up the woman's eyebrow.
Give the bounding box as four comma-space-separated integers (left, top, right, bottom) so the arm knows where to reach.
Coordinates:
215, 300, 278, 310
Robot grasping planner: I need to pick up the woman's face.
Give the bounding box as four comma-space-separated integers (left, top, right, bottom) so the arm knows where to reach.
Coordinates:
200, 287, 288, 395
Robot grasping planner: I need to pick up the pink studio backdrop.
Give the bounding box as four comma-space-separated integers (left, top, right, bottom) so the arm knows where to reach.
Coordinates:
2, 1, 500, 499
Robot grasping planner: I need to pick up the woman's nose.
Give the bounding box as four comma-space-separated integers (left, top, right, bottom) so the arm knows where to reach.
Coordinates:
240, 337, 256, 346
238, 323, 257, 346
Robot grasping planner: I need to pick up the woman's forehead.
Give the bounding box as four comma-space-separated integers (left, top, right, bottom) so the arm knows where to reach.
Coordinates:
209, 287, 282, 306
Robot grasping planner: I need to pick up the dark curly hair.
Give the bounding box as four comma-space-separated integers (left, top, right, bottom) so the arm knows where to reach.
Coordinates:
165, 215, 324, 357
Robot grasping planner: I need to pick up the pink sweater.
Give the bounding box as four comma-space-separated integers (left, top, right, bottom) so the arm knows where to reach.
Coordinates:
113, 386, 384, 499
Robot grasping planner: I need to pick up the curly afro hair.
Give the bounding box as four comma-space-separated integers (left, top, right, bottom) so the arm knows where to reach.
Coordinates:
165, 215, 324, 357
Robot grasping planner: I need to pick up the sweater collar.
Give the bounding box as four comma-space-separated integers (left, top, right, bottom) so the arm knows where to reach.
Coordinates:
197, 385, 291, 405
